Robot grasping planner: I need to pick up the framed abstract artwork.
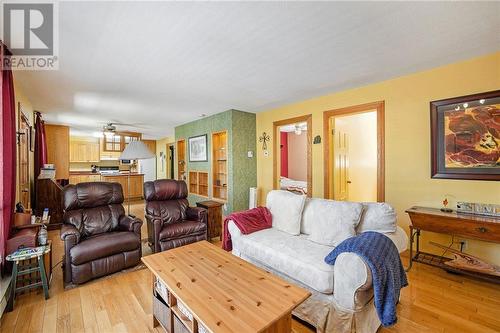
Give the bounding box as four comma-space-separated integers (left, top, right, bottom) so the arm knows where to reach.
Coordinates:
188, 134, 208, 162
430, 90, 499, 180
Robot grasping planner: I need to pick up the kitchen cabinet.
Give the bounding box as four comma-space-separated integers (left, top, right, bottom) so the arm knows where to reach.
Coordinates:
101, 174, 144, 200
70, 139, 100, 162
102, 132, 141, 153
69, 173, 101, 184
45, 125, 70, 179
129, 175, 144, 198
69, 172, 144, 199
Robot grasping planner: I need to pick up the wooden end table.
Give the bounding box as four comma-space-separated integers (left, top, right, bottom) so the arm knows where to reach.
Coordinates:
6, 241, 51, 312
406, 206, 500, 283
196, 200, 224, 241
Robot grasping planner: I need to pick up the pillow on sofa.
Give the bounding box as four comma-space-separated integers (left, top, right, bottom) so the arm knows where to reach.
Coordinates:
266, 190, 306, 235
308, 199, 363, 246
357, 202, 397, 233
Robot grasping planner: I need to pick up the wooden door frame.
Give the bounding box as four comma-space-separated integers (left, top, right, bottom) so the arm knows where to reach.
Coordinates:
17, 105, 31, 208
323, 101, 385, 202
273, 114, 312, 197
176, 139, 186, 180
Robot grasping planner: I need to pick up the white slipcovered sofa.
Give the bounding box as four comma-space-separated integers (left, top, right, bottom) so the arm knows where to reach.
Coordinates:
228, 190, 408, 333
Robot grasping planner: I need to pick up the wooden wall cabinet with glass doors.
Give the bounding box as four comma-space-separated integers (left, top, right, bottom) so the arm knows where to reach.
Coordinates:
212, 131, 228, 201
102, 132, 141, 152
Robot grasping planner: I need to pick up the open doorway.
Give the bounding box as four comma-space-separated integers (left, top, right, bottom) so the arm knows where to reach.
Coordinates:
324, 101, 385, 202
273, 115, 312, 196
166, 143, 175, 179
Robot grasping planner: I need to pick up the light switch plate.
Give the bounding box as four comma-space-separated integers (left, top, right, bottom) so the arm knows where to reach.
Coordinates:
247, 151, 253, 158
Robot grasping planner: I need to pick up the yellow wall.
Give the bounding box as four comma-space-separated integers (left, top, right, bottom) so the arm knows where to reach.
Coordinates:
257, 52, 500, 264
155, 136, 175, 179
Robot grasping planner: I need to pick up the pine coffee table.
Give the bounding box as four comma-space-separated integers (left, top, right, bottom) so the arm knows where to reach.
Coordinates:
142, 241, 310, 333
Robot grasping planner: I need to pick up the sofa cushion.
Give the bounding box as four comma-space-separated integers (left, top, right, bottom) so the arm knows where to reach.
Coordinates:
266, 190, 305, 235
159, 220, 206, 241
308, 199, 363, 247
357, 202, 397, 233
70, 231, 140, 265
235, 227, 335, 294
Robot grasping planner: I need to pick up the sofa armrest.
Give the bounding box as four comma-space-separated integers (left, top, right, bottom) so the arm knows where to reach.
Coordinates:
60, 224, 80, 284
227, 220, 242, 239
186, 207, 207, 224
146, 214, 164, 253
60, 224, 81, 244
333, 253, 373, 311
119, 215, 143, 236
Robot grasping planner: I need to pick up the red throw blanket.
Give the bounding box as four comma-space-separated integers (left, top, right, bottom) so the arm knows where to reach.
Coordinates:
222, 206, 272, 251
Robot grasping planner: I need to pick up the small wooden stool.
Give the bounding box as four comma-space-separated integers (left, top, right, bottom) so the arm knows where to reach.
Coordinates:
6, 243, 51, 312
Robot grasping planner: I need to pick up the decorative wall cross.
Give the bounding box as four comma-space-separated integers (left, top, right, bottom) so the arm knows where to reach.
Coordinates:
259, 132, 270, 150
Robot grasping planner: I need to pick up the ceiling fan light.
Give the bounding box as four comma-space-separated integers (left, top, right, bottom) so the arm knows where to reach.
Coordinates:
103, 130, 115, 138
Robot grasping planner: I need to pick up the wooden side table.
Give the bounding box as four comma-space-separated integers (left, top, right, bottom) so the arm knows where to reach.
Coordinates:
6, 241, 52, 312
196, 200, 224, 241
406, 206, 500, 283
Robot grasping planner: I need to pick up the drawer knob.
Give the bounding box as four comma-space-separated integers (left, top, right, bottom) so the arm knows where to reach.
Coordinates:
477, 227, 488, 233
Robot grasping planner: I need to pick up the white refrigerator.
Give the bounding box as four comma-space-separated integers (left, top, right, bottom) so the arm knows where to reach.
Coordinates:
138, 156, 156, 182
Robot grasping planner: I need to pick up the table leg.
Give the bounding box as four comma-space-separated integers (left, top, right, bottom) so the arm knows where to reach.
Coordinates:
405, 227, 415, 272
262, 312, 291, 333
38, 255, 49, 299
6, 261, 18, 312
416, 229, 421, 254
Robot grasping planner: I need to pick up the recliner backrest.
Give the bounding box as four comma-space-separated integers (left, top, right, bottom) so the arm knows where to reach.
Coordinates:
63, 182, 125, 238
143, 180, 189, 224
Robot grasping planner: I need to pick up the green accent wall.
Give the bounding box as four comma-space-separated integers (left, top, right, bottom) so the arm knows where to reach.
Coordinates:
175, 110, 256, 214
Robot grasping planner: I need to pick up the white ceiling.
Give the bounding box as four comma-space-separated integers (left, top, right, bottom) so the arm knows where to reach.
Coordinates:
13, 1, 500, 139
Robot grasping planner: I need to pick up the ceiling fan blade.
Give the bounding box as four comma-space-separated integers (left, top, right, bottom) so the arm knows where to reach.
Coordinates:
96, 121, 150, 129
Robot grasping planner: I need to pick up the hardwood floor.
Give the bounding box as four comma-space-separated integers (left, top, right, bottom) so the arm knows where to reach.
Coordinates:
2, 201, 500, 333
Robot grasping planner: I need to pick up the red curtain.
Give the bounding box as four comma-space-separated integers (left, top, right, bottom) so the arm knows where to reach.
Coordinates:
34, 111, 47, 179
0, 44, 16, 272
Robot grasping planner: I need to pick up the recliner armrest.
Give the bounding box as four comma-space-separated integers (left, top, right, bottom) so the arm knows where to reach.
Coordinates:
186, 207, 207, 224
119, 215, 143, 235
60, 224, 81, 244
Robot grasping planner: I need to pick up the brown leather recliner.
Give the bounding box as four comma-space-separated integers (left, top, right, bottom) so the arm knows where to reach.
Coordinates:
144, 179, 207, 253
60, 182, 142, 285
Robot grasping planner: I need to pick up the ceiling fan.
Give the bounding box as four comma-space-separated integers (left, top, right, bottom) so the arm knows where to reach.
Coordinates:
101, 121, 150, 137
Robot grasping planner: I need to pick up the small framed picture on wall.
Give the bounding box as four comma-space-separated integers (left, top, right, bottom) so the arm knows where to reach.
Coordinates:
188, 134, 208, 162
430, 90, 500, 181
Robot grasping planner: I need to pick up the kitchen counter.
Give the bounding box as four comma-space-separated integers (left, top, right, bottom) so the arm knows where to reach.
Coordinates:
101, 173, 144, 177
68, 172, 145, 199
69, 171, 144, 176
69, 171, 97, 175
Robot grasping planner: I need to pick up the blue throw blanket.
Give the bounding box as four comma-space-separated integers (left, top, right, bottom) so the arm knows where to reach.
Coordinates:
324, 231, 408, 327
